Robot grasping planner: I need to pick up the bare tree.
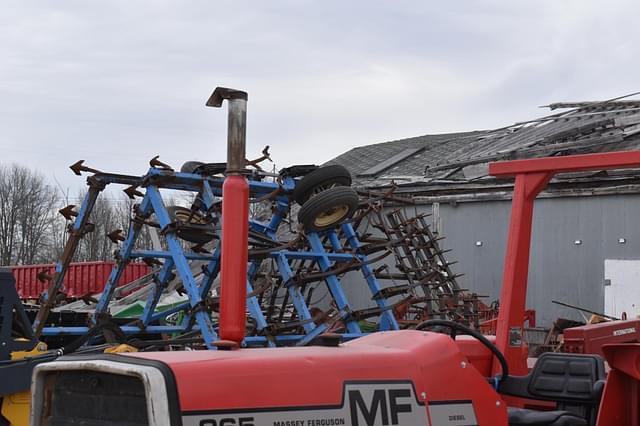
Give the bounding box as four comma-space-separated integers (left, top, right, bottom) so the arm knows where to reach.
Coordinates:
0, 163, 58, 265
72, 190, 124, 261
71, 190, 160, 261
15, 172, 58, 264
112, 194, 157, 251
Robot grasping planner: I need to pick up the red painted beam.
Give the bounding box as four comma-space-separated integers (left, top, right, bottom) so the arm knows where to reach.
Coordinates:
493, 172, 552, 377
489, 150, 640, 379
490, 150, 640, 177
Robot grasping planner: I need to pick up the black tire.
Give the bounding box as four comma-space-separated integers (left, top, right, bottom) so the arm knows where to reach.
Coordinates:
279, 164, 319, 178
166, 206, 216, 244
292, 165, 352, 205
180, 161, 205, 174
180, 161, 228, 176
298, 186, 359, 232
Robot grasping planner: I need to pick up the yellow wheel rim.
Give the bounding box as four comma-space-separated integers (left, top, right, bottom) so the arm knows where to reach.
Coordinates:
313, 205, 349, 228
175, 210, 206, 224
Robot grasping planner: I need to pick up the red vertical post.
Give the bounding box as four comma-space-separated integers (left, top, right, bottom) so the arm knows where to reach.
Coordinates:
219, 175, 249, 343
207, 87, 249, 347
493, 172, 552, 376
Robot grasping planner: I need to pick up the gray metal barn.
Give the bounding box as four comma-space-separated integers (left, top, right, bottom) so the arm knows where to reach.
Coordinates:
327, 99, 640, 327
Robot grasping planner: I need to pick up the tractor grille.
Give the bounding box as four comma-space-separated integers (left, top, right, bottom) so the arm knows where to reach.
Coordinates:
40, 370, 149, 426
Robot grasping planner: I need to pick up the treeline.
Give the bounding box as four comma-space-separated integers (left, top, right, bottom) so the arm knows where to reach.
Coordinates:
0, 163, 155, 266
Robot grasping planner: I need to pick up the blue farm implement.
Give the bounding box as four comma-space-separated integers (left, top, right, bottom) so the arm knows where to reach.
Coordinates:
30, 89, 408, 350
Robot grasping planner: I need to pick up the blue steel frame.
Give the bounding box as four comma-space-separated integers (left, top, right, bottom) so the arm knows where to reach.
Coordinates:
40, 167, 400, 348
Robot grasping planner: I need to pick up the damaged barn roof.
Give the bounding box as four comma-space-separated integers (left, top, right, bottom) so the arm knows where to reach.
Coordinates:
327, 96, 640, 202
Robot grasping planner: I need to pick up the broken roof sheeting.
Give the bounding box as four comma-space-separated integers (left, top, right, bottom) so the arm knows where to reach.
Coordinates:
327, 98, 640, 190
327, 131, 484, 180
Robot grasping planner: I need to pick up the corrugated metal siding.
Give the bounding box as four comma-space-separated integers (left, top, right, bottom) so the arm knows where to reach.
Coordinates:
431, 194, 640, 326
11, 261, 150, 299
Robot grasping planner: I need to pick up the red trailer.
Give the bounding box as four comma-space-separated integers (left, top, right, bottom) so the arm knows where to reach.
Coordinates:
11, 261, 150, 299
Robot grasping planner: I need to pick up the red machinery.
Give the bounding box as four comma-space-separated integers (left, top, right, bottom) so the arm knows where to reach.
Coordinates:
28, 91, 640, 426
564, 320, 640, 357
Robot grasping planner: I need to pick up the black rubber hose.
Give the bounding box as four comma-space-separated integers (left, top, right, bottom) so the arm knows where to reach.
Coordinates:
415, 319, 509, 383
59, 323, 104, 355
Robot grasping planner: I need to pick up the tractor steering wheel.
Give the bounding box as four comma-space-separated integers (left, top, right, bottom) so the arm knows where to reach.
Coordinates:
416, 319, 509, 384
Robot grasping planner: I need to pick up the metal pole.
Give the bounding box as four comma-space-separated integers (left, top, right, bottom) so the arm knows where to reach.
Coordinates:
552, 300, 620, 321
226, 98, 247, 175
206, 87, 249, 348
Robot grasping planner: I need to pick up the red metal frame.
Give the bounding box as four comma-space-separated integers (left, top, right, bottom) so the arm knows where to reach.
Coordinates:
489, 151, 640, 376
598, 343, 640, 424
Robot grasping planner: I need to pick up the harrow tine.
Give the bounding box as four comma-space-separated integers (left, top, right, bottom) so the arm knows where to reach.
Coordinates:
149, 155, 174, 171
245, 145, 272, 170
37, 271, 53, 283
191, 243, 211, 254
107, 229, 126, 244
58, 205, 78, 220
69, 160, 102, 176
124, 185, 144, 199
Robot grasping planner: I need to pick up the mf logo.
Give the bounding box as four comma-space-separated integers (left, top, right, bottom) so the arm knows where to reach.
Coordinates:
348, 386, 415, 426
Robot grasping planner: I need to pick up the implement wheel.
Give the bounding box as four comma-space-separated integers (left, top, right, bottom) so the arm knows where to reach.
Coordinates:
180, 161, 205, 174
298, 186, 359, 232
292, 165, 352, 205
166, 206, 216, 244
180, 161, 227, 176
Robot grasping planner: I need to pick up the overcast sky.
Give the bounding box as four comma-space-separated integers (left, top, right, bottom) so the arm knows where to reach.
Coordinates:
1, 1, 638, 196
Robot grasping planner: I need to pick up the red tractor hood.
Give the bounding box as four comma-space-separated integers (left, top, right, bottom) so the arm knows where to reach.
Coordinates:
123, 330, 506, 424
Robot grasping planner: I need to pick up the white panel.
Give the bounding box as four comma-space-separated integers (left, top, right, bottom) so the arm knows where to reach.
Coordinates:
604, 259, 640, 318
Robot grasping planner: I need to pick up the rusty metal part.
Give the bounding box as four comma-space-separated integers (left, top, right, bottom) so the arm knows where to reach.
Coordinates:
58, 205, 78, 220
80, 294, 100, 305
355, 187, 414, 205
33, 184, 105, 338
248, 276, 274, 298
248, 235, 303, 258
123, 185, 144, 199
191, 244, 211, 254
69, 160, 102, 176
250, 185, 283, 204
140, 257, 162, 267
266, 317, 318, 334
149, 155, 174, 171
206, 87, 248, 175
107, 229, 126, 244
36, 271, 53, 283
361, 206, 484, 328
245, 145, 272, 171
73, 222, 96, 236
